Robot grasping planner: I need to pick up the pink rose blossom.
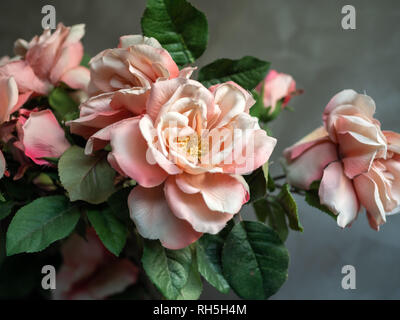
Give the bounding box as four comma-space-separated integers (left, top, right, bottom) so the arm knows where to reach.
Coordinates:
256, 69, 299, 112
53, 228, 139, 300
18, 109, 71, 165
283, 90, 399, 230
69, 35, 192, 140
94, 78, 276, 249
16, 23, 90, 91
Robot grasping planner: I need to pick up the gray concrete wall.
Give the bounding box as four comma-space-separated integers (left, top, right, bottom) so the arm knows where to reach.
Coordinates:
1, 0, 400, 299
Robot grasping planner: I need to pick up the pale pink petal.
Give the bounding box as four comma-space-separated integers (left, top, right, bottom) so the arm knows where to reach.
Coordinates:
118, 35, 162, 49
126, 44, 179, 81
210, 82, 255, 127
110, 87, 149, 115
68, 92, 132, 139
337, 125, 387, 179
0, 77, 19, 123
319, 161, 360, 228
384, 131, 400, 155
354, 171, 387, 230
164, 176, 234, 234
285, 141, 339, 190
324, 89, 376, 123
128, 185, 201, 249
50, 42, 84, 85
175, 172, 249, 214
139, 115, 182, 175
0, 60, 50, 94
216, 113, 277, 174
21, 110, 71, 165
109, 117, 168, 187
178, 66, 197, 79
69, 109, 131, 139
146, 78, 215, 123
283, 126, 330, 161
60, 66, 90, 90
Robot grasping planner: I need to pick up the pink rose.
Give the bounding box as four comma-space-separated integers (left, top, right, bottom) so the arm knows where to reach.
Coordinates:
0, 60, 49, 108
98, 78, 276, 249
53, 228, 139, 300
17, 109, 71, 165
323, 89, 387, 178
69, 35, 192, 140
284, 90, 399, 230
16, 23, 90, 91
353, 131, 400, 230
256, 70, 299, 112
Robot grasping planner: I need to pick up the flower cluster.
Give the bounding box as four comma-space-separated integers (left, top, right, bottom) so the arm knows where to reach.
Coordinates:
69, 35, 277, 249
284, 90, 400, 230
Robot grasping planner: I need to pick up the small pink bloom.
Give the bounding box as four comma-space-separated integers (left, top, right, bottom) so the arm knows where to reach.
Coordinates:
105, 78, 275, 249
69, 35, 190, 140
256, 70, 298, 112
16, 23, 89, 91
323, 89, 387, 179
53, 228, 139, 300
19, 109, 71, 165
284, 90, 399, 230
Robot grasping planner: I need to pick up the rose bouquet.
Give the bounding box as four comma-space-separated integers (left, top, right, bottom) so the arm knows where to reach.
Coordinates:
0, 0, 399, 301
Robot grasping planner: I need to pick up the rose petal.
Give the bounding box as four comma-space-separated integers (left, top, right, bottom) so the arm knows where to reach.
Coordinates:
128, 185, 201, 249
285, 141, 339, 190
60, 66, 90, 90
164, 176, 234, 234
175, 172, 249, 214
21, 110, 71, 165
118, 35, 162, 49
0, 77, 18, 123
319, 161, 360, 228
108, 117, 168, 187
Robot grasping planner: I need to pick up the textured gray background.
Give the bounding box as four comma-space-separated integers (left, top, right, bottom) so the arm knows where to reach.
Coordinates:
1, 0, 400, 299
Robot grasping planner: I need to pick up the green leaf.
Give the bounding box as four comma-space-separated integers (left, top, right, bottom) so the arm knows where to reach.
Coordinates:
142, 240, 192, 300
244, 167, 267, 202
253, 199, 289, 242
87, 207, 128, 256
198, 56, 270, 90
277, 184, 303, 232
305, 181, 337, 220
141, 0, 208, 66
0, 200, 15, 220
196, 234, 230, 294
267, 173, 276, 192
222, 221, 289, 299
107, 187, 132, 224
58, 146, 116, 204
80, 53, 91, 68
6, 195, 80, 256
48, 87, 79, 121
177, 250, 202, 300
